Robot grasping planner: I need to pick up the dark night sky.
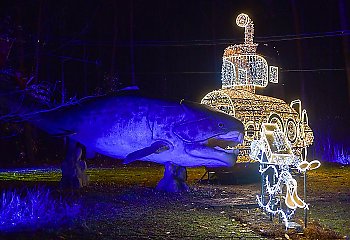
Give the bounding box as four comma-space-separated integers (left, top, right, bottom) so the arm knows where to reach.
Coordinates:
1, 0, 350, 126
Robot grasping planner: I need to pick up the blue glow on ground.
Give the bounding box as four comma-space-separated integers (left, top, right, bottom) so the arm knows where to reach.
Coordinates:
0, 186, 80, 232
314, 138, 350, 165
324, 144, 350, 165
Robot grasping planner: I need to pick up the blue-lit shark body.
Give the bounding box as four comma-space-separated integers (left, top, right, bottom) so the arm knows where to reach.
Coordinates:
32, 93, 244, 168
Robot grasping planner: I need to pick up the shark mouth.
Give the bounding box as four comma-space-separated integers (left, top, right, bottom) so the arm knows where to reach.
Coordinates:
184, 130, 244, 167
205, 131, 244, 155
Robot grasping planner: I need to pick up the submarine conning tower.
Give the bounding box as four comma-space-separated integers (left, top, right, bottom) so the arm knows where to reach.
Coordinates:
222, 13, 278, 93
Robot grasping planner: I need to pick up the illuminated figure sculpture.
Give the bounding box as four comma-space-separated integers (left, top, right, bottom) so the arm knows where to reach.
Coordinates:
201, 13, 314, 163
250, 123, 320, 228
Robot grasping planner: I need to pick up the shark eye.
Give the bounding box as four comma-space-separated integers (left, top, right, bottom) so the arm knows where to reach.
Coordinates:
218, 122, 224, 128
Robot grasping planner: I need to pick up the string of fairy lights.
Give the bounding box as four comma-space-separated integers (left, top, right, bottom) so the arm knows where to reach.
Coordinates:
201, 13, 321, 228
201, 12, 314, 163
250, 123, 320, 228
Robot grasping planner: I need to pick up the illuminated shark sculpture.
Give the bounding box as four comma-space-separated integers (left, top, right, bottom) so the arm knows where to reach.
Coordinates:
29, 93, 244, 191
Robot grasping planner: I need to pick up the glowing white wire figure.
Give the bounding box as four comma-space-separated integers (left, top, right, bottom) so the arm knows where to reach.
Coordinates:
250, 123, 320, 228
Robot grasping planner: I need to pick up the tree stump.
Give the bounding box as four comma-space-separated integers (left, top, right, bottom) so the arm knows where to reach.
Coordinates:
156, 162, 189, 192
60, 138, 89, 188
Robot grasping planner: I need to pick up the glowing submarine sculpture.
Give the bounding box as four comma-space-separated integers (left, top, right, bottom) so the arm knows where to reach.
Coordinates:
201, 13, 314, 163
30, 93, 244, 191
200, 13, 319, 227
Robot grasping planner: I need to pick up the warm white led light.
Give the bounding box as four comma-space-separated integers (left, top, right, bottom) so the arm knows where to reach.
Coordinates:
200, 90, 235, 116
201, 89, 314, 163
236, 13, 254, 45
269, 66, 278, 83
221, 60, 236, 88
201, 13, 314, 163
201, 12, 318, 229
221, 54, 269, 88
236, 13, 251, 28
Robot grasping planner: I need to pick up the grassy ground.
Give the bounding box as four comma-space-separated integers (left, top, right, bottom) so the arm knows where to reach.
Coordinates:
0, 162, 349, 239
306, 163, 350, 237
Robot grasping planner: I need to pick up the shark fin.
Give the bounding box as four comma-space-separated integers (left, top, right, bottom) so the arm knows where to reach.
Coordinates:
119, 85, 139, 91
124, 141, 170, 164
51, 129, 77, 137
